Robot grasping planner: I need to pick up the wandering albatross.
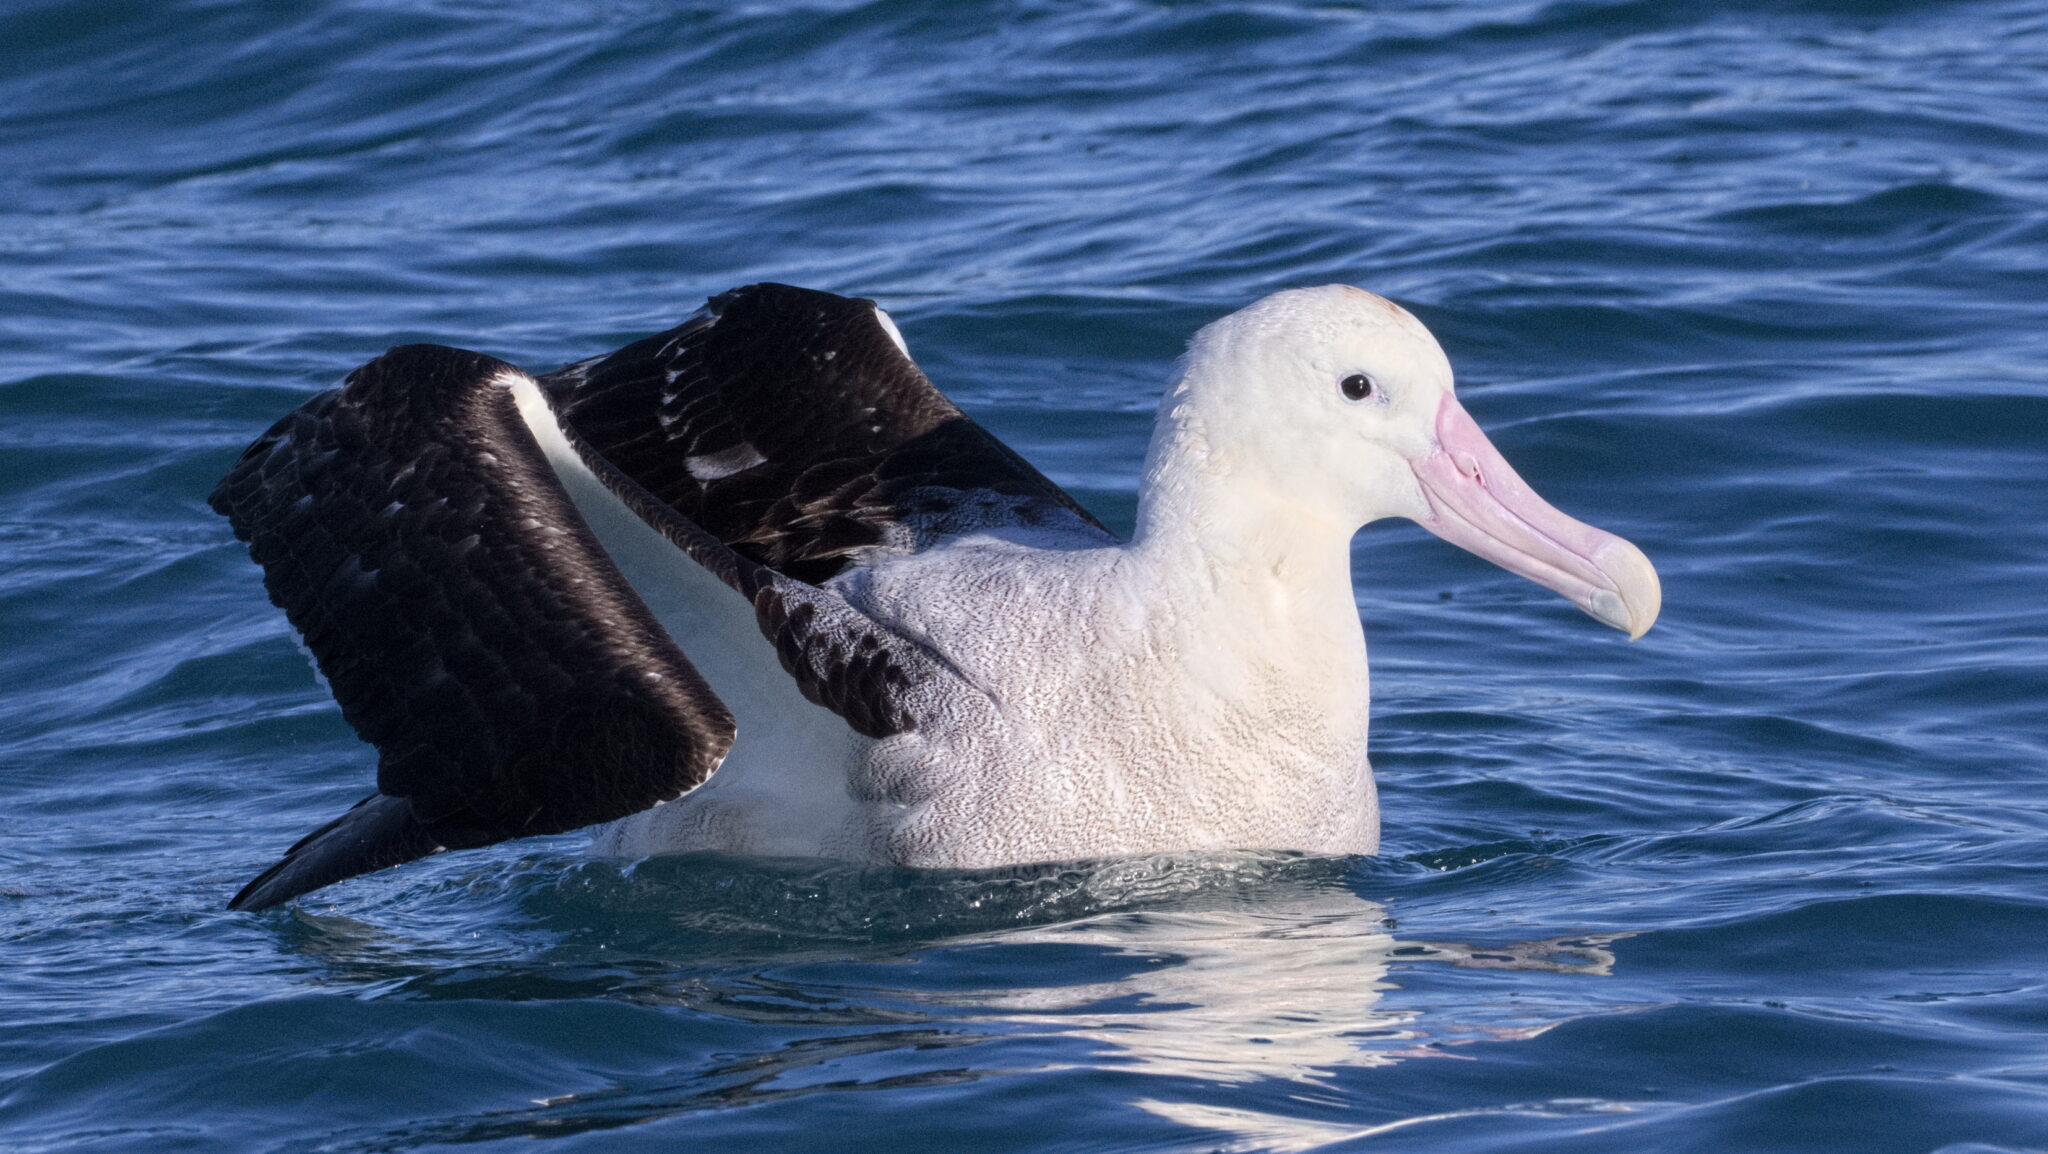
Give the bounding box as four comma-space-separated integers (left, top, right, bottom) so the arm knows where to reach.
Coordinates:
212, 283, 1660, 911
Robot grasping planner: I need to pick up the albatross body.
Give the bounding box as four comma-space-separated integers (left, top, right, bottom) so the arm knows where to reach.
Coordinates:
212, 284, 1659, 910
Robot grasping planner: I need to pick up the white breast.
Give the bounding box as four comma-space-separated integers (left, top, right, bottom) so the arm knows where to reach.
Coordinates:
830, 533, 1380, 866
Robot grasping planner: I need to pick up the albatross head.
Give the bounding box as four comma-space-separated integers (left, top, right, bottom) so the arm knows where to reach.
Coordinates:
1165, 284, 1661, 638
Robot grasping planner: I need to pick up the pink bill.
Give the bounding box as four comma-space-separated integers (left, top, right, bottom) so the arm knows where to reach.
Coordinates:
1410, 394, 1660, 638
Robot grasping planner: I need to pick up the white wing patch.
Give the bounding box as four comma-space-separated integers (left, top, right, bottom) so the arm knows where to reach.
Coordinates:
873, 306, 910, 358
503, 371, 869, 859
685, 442, 768, 482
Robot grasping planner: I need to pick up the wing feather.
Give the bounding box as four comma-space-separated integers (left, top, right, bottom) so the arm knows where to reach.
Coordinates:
213, 345, 736, 910
544, 283, 1114, 586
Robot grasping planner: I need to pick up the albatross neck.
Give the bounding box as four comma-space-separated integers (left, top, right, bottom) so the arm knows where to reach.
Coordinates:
1127, 398, 1367, 662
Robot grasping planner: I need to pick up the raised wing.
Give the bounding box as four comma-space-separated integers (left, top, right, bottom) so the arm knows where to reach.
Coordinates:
543, 282, 1115, 586
212, 345, 737, 910
216, 285, 1081, 908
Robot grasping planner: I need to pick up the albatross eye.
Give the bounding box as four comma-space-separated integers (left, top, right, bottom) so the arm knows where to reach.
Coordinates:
1339, 373, 1375, 401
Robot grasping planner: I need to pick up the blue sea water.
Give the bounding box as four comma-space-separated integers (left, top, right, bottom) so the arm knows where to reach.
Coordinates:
3, 0, 2047, 1150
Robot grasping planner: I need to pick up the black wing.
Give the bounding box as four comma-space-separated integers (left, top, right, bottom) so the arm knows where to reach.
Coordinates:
217, 285, 1097, 907
544, 282, 1114, 586
212, 345, 736, 910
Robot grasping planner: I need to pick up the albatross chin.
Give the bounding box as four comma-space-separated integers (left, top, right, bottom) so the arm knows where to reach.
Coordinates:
213, 283, 1660, 910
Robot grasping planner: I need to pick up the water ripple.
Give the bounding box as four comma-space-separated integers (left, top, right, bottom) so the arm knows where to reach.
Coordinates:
4, 0, 2047, 1150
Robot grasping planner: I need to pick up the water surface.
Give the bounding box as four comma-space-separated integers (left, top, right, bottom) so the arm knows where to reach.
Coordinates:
3, 1, 2046, 1150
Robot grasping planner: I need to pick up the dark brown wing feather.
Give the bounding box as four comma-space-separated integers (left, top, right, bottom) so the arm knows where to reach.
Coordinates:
544, 282, 1113, 585
212, 345, 736, 910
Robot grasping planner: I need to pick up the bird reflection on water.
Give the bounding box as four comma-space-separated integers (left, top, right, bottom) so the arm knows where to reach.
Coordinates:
268, 851, 1618, 1148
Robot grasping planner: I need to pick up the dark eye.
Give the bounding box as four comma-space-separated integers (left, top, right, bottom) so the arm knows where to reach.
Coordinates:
1340, 373, 1375, 401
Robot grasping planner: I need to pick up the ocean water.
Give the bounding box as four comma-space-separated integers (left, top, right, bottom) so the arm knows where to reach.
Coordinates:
3, 0, 2046, 1150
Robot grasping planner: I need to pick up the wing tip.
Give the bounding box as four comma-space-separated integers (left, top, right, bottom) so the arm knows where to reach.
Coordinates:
226, 793, 443, 911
